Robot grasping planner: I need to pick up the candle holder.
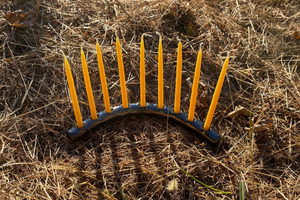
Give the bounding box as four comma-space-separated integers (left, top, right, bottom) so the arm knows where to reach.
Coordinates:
63, 36, 229, 144
68, 103, 220, 143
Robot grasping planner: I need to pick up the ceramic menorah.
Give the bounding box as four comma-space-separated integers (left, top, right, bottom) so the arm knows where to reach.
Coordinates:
63, 36, 229, 143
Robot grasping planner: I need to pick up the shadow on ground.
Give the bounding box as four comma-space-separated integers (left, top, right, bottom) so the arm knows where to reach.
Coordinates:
65, 116, 227, 199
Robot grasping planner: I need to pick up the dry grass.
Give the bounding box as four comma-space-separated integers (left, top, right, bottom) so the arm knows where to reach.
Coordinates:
0, 0, 300, 199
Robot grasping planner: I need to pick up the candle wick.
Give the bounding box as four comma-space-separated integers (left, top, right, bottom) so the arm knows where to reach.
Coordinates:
156, 31, 162, 39
60, 50, 66, 58
199, 42, 203, 49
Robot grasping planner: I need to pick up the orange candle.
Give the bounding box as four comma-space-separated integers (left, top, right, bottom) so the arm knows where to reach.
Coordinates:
63, 54, 83, 128
81, 47, 97, 120
96, 42, 111, 113
203, 56, 229, 131
158, 37, 164, 109
116, 37, 128, 108
174, 42, 182, 113
140, 35, 146, 107
188, 48, 202, 121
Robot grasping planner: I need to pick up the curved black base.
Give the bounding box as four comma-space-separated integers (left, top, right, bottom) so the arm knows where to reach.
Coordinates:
68, 103, 221, 143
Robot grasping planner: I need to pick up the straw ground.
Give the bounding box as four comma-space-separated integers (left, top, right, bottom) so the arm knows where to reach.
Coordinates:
0, 0, 299, 199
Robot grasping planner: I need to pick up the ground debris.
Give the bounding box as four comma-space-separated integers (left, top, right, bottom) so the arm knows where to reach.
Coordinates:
4, 0, 40, 28
226, 105, 250, 118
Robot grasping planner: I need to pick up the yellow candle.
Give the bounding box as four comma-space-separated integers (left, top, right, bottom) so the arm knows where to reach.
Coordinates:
158, 37, 164, 109
81, 47, 97, 120
174, 42, 182, 113
63, 54, 83, 129
140, 35, 146, 107
96, 42, 111, 113
188, 48, 202, 121
116, 37, 128, 108
203, 56, 229, 131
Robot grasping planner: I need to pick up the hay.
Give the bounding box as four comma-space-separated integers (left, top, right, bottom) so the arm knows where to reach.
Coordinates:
0, 0, 299, 199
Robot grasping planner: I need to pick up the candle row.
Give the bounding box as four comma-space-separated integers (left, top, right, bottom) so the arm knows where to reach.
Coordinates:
63, 36, 229, 131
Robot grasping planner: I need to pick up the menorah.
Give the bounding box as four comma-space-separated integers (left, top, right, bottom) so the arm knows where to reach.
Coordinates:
63, 36, 229, 143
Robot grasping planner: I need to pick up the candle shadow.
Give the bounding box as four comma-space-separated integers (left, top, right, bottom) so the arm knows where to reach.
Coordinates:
66, 114, 223, 199
90, 116, 177, 198
106, 116, 174, 199
107, 132, 123, 199
69, 132, 106, 199
94, 140, 105, 199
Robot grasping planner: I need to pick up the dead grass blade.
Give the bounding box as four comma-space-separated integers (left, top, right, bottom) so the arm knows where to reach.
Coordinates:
180, 168, 232, 195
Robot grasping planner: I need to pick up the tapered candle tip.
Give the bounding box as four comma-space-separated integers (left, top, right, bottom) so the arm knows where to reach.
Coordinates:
178, 42, 182, 49
225, 54, 230, 64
